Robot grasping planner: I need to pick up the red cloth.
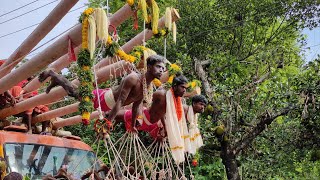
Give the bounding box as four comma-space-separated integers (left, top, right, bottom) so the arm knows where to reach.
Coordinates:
92, 89, 112, 111
124, 108, 160, 139
10, 86, 23, 98
34, 105, 49, 114
68, 37, 76, 62
0, 60, 5, 66
16, 80, 28, 87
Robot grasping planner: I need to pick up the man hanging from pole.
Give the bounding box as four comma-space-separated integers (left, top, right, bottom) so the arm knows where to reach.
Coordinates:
113, 75, 192, 164
39, 54, 166, 126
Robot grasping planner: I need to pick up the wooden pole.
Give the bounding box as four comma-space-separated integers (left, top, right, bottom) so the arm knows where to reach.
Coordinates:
0, 61, 128, 119
52, 111, 100, 129
0, 5, 134, 94
32, 103, 79, 124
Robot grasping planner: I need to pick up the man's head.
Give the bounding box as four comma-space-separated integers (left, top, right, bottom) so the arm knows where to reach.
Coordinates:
3, 172, 23, 180
192, 95, 208, 113
172, 75, 188, 97
146, 55, 166, 79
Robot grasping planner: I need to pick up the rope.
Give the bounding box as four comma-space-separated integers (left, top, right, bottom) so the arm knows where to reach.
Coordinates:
0, 0, 40, 18
164, 38, 167, 59
92, 40, 105, 120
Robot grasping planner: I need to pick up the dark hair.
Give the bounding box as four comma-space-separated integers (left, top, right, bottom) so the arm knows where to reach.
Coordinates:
192, 95, 208, 105
172, 75, 188, 87
147, 55, 166, 66
4, 172, 23, 180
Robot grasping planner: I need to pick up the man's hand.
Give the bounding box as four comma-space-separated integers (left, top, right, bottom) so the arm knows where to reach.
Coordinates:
9, 97, 16, 106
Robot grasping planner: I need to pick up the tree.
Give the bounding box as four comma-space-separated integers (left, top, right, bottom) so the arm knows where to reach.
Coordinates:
162, 0, 320, 179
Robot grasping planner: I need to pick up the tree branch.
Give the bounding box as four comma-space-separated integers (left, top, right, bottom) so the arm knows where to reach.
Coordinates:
200, 59, 211, 66
233, 105, 297, 155
235, 71, 270, 95
194, 58, 214, 98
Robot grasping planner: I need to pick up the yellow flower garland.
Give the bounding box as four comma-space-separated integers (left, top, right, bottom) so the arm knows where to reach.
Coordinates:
127, 0, 134, 6
116, 49, 136, 63
82, 17, 89, 49
152, 78, 162, 87
168, 75, 174, 84
82, 111, 90, 120
170, 63, 181, 72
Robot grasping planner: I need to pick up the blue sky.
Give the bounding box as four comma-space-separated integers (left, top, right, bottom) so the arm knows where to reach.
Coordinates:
302, 28, 320, 62
0, 1, 319, 62
0, 0, 88, 60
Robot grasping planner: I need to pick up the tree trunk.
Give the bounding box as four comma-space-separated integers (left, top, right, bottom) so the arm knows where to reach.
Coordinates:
220, 140, 240, 180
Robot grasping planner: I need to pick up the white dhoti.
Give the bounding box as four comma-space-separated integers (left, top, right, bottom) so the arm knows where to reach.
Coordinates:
187, 106, 203, 155
164, 90, 190, 164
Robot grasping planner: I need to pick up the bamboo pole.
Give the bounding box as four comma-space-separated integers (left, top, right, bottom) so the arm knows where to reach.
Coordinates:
52, 111, 100, 129
32, 103, 79, 124
0, 61, 129, 119
0, 0, 79, 78
0, 5, 134, 94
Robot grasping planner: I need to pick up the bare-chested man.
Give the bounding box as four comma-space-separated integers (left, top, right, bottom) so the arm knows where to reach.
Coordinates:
114, 75, 189, 138
39, 55, 166, 123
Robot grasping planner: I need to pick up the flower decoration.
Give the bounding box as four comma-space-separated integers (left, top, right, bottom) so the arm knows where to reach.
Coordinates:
167, 75, 174, 84
153, 28, 169, 38
188, 80, 201, 89
116, 49, 136, 63
152, 78, 162, 87
127, 0, 159, 33
77, 7, 98, 125
168, 63, 182, 76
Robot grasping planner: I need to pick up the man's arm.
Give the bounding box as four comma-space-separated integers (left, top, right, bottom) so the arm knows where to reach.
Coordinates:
107, 76, 137, 122
183, 104, 189, 122
4, 90, 16, 106
130, 98, 143, 129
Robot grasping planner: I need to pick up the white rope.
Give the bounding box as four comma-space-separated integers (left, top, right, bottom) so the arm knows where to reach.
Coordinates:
143, 20, 146, 46
92, 40, 104, 120
164, 38, 167, 59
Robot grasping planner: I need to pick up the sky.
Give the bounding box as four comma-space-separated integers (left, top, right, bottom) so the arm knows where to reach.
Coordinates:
0, 0, 319, 62
0, 0, 88, 60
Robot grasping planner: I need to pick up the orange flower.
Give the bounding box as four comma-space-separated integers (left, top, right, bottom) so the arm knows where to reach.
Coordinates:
127, 0, 134, 6
168, 75, 174, 84
82, 66, 90, 71
107, 36, 112, 45
82, 112, 90, 120
152, 78, 162, 87
82, 18, 89, 49
84, 96, 90, 102
84, 8, 94, 16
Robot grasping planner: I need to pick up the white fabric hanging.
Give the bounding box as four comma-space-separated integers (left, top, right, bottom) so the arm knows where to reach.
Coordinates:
187, 106, 203, 155
164, 90, 191, 164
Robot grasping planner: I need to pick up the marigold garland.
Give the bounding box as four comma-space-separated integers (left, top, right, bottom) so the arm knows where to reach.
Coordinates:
82, 17, 89, 49
167, 75, 174, 84
188, 80, 201, 89
168, 63, 182, 76
152, 78, 162, 87
77, 8, 96, 125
